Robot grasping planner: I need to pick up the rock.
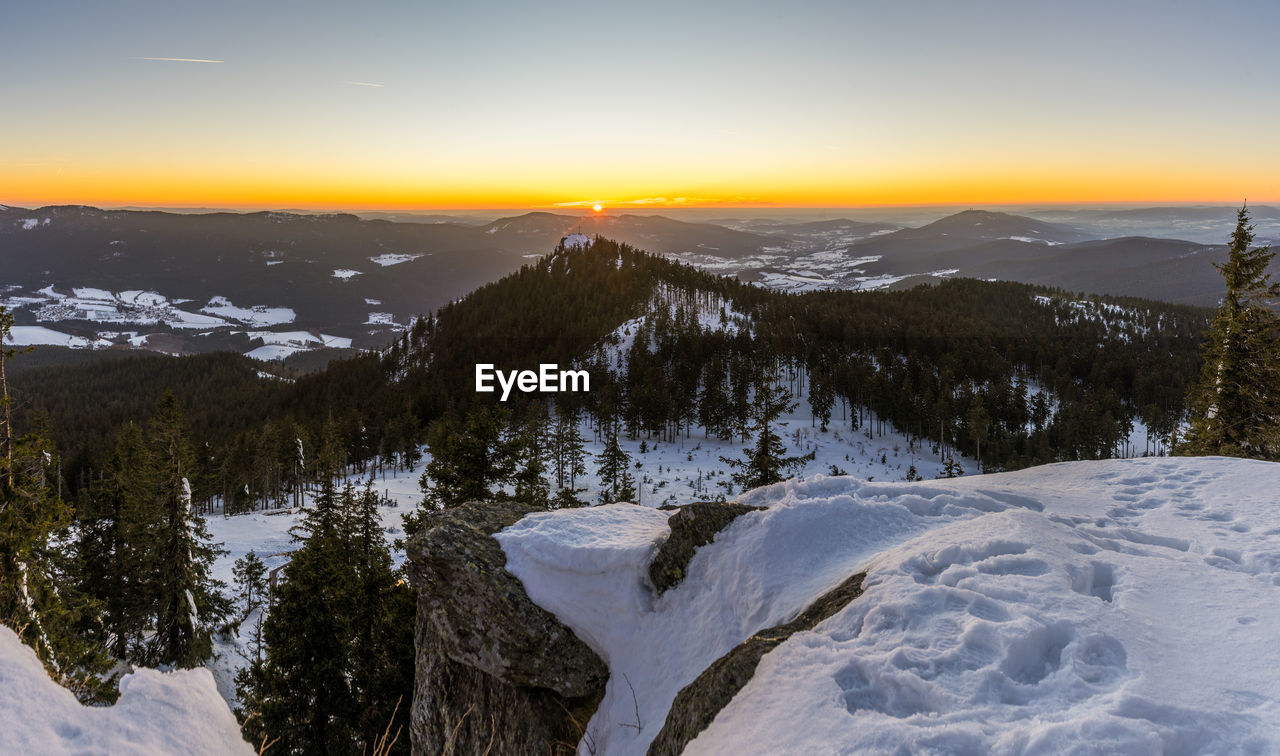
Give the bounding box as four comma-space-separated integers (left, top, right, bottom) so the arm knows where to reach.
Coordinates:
647, 572, 866, 755
648, 502, 764, 593
407, 500, 608, 755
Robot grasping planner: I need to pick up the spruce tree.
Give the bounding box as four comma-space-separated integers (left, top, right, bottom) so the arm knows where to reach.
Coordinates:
0, 311, 114, 700
77, 422, 154, 659
240, 479, 356, 752
720, 377, 814, 490
596, 422, 631, 503
508, 404, 550, 508
1, 422, 115, 700
347, 486, 413, 754
240, 482, 411, 755
232, 550, 268, 619
1183, 206, 1280, 458
144, 392, 230, 668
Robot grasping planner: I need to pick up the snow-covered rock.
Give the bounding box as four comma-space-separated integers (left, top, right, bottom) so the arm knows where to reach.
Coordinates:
0, 625, 253, 754
497, 457, 1280, 754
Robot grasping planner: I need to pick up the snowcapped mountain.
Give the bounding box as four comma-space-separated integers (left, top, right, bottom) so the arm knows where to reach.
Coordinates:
498, 457, 1280, 754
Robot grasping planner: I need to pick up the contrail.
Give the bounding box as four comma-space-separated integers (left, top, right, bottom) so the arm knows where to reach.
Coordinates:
134, 57, 225, 63
342, 80, 385, 88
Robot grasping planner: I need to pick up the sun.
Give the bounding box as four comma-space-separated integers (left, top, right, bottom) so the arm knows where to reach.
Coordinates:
592, 203, 603, 212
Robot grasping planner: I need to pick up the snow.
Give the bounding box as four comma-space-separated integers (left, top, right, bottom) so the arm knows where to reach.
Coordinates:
497, 457, 1280, 754
117, 290, 168, 307
562, 233, 592, 249
20, 218, 39, 230
369, 253, 424, 266
0, 625, 252, 754
243, 332, 351, 361
1005, 235, 1060, 245
71, 287, 114, 301
366, 312, 399, 326
332, 268, 363, 280
246, 330, 352, 349
200, 297, 295, 326
11, 286, 238, 331
166, 310, 228, 329
5, 325, 97, 348
244, 344, 305, 361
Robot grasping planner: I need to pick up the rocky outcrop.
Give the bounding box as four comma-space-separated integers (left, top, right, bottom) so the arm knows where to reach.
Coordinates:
407, 501, 608, 755
648, 502, 764, 593
647, 572, 867, 756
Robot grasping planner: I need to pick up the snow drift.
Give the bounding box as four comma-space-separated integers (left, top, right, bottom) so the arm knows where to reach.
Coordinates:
0, 626, 253, 755
497, 457, 1280, 754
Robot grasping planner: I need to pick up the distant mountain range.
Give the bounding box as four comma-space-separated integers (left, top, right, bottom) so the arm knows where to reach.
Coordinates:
1, 203, 1269, 362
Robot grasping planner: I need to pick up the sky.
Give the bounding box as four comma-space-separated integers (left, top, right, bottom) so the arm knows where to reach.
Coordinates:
2, 0, 1279, 210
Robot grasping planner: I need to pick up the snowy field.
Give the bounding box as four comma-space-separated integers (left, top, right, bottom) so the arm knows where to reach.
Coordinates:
499, 457, 1280, 754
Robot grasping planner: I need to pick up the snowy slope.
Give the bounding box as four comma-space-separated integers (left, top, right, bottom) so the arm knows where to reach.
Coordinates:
0, 626, 253, 755
497, 457, 1280, 754
203, 409, 966, 704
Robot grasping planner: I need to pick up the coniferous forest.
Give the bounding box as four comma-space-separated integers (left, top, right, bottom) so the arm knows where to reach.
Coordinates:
13, 237, 1207, 512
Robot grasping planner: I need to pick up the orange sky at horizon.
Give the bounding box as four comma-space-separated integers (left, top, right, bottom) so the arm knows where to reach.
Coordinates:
7, 167, 1278, 212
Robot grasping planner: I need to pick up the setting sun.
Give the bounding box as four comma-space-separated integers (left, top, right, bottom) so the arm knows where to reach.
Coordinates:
592, 204, 603, 212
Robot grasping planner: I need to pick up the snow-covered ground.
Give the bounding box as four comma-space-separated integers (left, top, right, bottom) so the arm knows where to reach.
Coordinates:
200, 296, 295, 327
369, 253, 425, 266
241, 330, 354, 361
5, 325, 110, 349
498, 457, 1280, 754
203, 407, 971, 705
0, 626, 251, 754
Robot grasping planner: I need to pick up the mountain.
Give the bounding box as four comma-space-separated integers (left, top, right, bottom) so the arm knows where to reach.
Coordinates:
955, 236, 1231, 306
1025, 205, 1280, 245
480, 211, 776, 258
849, 210, 1097, 261
0, 207, 772, 357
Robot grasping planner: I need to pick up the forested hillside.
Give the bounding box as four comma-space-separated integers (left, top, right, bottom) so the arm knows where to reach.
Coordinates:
12, 237, 1208, 513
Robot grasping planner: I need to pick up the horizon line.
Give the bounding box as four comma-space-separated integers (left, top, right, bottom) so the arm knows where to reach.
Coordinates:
3, 199, 1273, 215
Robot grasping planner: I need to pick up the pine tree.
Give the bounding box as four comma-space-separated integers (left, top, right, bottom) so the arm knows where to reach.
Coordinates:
940, 456, 964, 479
1, 422, 116, 700
968, 403, 991, 469
239, 482, 411, 754
720, 376, 814, 490
0, 311, 114, 700
416, 405, 511, 515
596, 422, 631, 503
232, 550, 268, 619
809, 368, 835, 432
508, 403, 550, 508
1183, 205, 1280, 458
347, 486, 414, 754
240, 479, 355, 752
144, 393, 230, 667
77, 423, 153, 659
